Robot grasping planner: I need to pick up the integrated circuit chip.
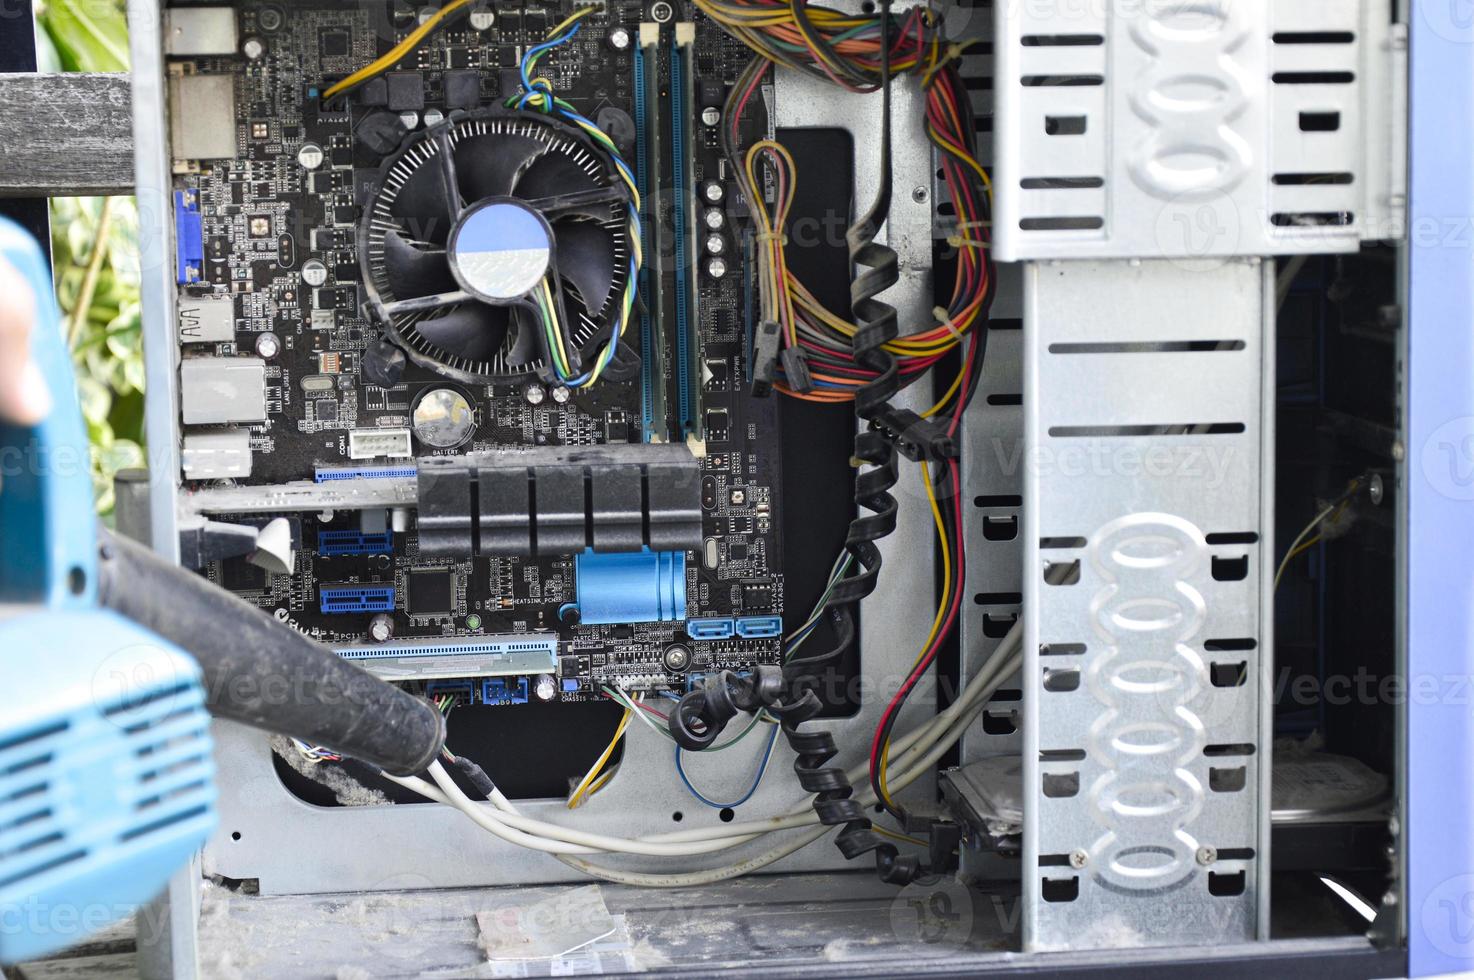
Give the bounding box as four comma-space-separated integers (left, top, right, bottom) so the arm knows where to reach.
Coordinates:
407, 568, 455, 615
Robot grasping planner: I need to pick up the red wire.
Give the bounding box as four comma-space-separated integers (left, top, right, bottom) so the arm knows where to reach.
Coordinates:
867, 457, 966, 785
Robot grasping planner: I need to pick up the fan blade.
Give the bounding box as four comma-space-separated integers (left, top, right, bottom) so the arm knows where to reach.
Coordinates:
389, 163, 457, 244
383, 228, 456, 300
514, 152, 600, 202
416, 304, 510, 361
552, 219, 618, 315
454, 133, 547, 202
505, 307, 543, 366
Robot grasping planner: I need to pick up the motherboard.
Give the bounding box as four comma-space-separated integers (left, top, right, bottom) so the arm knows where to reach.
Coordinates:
167, 0, 789, 708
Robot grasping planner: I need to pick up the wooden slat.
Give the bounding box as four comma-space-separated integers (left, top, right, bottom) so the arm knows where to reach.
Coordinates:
0, 73, 134, 197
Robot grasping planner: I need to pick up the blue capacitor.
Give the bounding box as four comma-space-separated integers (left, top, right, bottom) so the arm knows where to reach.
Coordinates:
573, 549, 687, 625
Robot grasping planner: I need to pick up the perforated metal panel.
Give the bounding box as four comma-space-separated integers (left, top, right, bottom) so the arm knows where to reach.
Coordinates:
1020, 259, 1274, 950
993, 0, 1404, 260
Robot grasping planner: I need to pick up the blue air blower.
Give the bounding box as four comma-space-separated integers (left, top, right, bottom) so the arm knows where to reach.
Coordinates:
0, 218, 217, 964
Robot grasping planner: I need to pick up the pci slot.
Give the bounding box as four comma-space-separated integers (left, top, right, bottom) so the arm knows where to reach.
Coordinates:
334, 634, 559, 681
670, 23, 704, 445
636, 25, 669, 443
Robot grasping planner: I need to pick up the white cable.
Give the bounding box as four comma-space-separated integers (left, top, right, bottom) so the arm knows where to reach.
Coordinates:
388, 623, 1023, 870
560, 648, 1024, 887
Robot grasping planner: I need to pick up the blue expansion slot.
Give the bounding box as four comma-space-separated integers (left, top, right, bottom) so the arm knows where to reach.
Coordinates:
686, 617, 735, 641
313, 465, 418, 483
734, 615, 783, 639
482, 677, 530, 705
319, 585, 395, 614
317, 529, 393, 556
174, 190, 204, 285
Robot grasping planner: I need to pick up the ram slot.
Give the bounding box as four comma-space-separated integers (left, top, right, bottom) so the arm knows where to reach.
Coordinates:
634, 26, 669, 443
638, 24, 672, 443
670, 23, 704, 446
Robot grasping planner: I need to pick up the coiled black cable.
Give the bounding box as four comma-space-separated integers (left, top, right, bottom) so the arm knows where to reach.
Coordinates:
769, 686, 920, 885
669, 668, 921, 885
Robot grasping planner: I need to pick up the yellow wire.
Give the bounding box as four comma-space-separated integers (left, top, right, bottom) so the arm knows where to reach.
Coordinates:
921, 361, 966, 419
568, 705, 632, 808
322, 0, 476, 100
546, 4, 596, 39
877, 460, 952, 808
873, 824, 927, 847
584, 766, 617, 800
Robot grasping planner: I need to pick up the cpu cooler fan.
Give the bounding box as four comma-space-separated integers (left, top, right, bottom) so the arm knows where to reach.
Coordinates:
359, 110, 634, 383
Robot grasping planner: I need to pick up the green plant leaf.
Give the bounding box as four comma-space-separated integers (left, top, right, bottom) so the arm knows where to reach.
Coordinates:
37, 0, 130, 73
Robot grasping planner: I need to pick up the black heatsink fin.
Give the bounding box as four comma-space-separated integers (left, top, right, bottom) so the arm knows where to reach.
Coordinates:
505, 307, 543, 367
390, 162, 457, 245
514, 152, 601, 201
454, 133, 545, 201
552, 219, 618, 315
383, 228, 456, 300
416, 304, 511, 361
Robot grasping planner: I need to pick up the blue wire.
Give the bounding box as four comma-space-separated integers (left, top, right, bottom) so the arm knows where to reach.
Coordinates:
674, 723, 781, 809
520, 23, 581, 96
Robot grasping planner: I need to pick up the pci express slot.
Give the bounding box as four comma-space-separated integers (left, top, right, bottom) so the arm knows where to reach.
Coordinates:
634, 27, 669, 443
670, 23, 704, 445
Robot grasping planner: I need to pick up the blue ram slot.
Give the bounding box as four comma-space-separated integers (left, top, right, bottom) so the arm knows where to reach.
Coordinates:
314, 464, 417, 483
319, 585, 395, 614
572, 549, 686, 625
482, 677, 530, 705
686, 617, 735, 641
174, 190, 204, 285
735, 615, 783, 639
670, 42, 696, 437
633, 42, 659, 442
317, 529, 393, 556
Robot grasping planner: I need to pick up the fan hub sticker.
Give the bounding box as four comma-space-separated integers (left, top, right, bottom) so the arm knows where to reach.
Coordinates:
449, 199, 553, 302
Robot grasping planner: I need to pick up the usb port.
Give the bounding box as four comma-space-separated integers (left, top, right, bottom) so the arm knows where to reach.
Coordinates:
348, 428, 412, 459
735, 615, 783, 639
482, 677, 530, 705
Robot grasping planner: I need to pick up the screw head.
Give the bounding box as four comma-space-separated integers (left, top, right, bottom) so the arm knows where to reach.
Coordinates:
911, 186, 928, 204
1196, 845, 1217, 866
1069, 848, 1088, 869
1369, 472, 1385, 506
